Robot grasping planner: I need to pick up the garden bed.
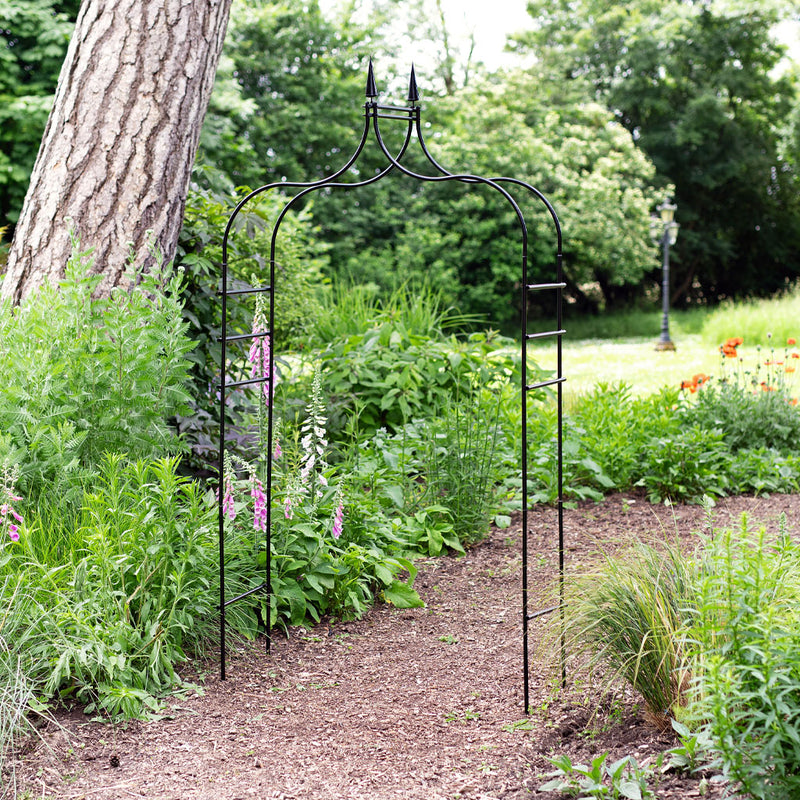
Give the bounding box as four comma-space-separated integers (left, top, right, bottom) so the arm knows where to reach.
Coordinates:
13, 493, 799, 799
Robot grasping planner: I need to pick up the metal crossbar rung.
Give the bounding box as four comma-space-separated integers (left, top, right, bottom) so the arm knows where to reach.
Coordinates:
375, 112, 415, 121
225, 375, 269, 390
526, 282, 566, 291
376, 103, 415, 113
221, 329, 272, 343
224, 582, 269, 607
526, 377, 566, 391
525, 329, 566, 341
219, 285, 273, 297
526, 604, 559, 620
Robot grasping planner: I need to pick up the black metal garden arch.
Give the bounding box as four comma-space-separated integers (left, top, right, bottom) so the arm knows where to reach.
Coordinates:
217, 62, 565, 713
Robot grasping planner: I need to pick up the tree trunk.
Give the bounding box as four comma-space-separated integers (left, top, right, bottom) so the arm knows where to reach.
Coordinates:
1, 0, 233, 304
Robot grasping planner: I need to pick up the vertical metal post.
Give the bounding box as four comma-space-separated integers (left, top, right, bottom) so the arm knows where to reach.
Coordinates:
521, 253, 530, 715
657, 228, 674, 350
219, 256, 229, 681
556, 255, 566, 688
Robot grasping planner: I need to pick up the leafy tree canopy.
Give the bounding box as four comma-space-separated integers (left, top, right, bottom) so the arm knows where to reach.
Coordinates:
516, 0, 800, 303
0, 0, 77, 227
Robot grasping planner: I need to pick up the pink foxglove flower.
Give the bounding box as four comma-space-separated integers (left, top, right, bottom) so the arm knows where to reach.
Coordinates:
1, 471, 23, 543
221, 474, 236, 522
248, 321, 276, 404
331, 500, 344, 540
251, 478, 267, 532
273, 440, 282, 460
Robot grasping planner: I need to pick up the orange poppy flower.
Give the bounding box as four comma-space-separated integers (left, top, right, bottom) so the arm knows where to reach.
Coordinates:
793, 353, 800, 359
788, 337, 797, 346
790, 398, 799, 406
786, 365, 796, 373
760, 382, 776, 392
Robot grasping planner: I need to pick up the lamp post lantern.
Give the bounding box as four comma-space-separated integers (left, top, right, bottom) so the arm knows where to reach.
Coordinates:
652, 198, 679, 352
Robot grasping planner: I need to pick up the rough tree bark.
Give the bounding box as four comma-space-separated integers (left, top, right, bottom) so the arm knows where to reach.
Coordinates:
1, 0, 233, 304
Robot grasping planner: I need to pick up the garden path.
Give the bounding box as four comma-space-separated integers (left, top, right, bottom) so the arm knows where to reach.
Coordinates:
16, 493, 800, 799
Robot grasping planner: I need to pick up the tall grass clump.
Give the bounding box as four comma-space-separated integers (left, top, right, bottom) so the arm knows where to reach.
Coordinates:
564, 538, 697, 728
309, 281, 482, 348
415, 392, 507, 546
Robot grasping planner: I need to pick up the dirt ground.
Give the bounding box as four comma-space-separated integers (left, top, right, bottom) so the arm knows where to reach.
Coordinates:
11, 492, 800, 800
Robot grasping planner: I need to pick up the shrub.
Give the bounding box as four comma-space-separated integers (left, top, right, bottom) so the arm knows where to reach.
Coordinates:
688, 516, 800, 800
0, 237, 193, 507
320, 324, 522, 438
1, 456, 217, 719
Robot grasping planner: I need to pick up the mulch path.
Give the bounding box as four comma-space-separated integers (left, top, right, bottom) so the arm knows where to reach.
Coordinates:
12, 492, 800, 799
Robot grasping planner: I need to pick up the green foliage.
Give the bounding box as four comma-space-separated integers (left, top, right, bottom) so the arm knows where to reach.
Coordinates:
541, 379, 800, 503
635, 426, 731, 504
540, 751, 655, 799
0, 456, 216, 719
688, 516, 800, 799
0, 0, 77, 229
319, 322, 522, 438
664, 719, 712, 775
178, 180, 327, 373
681, 373, 800, 454
199, 0, 367, 187
309, 281, 481, 348
415, 395, 506, 546
519, 0, 800, 304
0, 236, 193, 506
564, 539, 697, 726
221, 365, 424, 635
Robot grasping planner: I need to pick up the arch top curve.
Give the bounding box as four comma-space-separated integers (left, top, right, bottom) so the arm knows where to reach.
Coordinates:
222, 63, 563, 268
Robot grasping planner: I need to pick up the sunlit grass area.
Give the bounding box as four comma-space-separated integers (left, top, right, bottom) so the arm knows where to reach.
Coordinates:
526, 287, 800, 399
531, 334, 720, 400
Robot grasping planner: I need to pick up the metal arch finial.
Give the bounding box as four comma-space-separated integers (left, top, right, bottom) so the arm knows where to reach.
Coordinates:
366, 59, 378, 99
408, 64, 419, 103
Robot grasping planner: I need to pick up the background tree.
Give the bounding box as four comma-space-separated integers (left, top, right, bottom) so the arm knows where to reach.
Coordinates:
517, 0, 800, 304
2, 0, 235, 303
0, 0, 77, 236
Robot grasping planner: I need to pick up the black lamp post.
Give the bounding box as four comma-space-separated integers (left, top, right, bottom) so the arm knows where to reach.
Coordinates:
652, 198, 679, 352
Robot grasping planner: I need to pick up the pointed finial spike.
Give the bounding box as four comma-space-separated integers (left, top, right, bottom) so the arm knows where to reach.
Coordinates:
366, 59, 378, 99
408, 64, 419, 103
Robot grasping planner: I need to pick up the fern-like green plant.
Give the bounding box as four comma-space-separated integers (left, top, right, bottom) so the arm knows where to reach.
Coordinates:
0, 234, 194, 508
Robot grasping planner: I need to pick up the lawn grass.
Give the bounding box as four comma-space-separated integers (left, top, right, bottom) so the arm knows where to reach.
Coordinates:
531, 334, 719, 401
529, 288, 800, 399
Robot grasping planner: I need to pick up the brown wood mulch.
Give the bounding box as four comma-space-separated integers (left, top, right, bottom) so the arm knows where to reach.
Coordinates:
10, 492, 800, 800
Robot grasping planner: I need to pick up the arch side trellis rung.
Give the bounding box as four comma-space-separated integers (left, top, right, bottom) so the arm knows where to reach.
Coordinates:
526, 377, 567, 391
525, 329, 566, 341
225, 582, 269, 607
222, 285, 273, 297
216, 61, 566, 713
